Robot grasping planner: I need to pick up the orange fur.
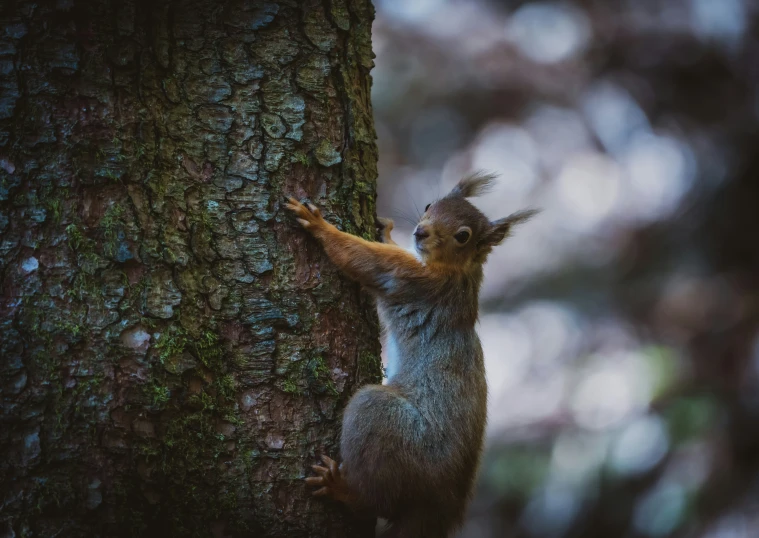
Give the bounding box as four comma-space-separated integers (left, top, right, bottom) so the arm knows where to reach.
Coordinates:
377, 217, 397, 246
286, 198, 431, 293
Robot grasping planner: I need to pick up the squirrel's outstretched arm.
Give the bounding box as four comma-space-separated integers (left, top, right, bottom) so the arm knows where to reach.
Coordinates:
286, 198, 424, 294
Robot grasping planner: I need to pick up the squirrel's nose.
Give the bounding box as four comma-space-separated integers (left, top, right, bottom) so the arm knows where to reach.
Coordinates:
414, 225, 430, 240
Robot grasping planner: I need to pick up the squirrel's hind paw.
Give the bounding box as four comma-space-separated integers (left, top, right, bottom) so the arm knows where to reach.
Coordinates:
305, 455, 353, 504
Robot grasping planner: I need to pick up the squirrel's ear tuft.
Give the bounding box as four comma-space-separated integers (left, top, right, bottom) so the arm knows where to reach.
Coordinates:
479, 209, 540, 248
450, 171, 498, 198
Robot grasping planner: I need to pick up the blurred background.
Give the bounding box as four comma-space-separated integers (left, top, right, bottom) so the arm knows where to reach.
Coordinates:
370, 1, 759, 537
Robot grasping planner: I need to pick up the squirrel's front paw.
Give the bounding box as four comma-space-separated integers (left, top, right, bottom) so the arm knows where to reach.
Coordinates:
377, 217, 396, 245
285, 198, 325, 231
305, 455, 353, 504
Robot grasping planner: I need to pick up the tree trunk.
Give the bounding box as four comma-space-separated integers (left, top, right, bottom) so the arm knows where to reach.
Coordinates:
0, 1, 381, 537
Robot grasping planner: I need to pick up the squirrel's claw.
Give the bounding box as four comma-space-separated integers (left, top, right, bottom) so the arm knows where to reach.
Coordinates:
307, 203, 321, 217
321, 455, 339, 474
305, 475, 325, 486
312, 486, 330, 497
310, 464, 330, 477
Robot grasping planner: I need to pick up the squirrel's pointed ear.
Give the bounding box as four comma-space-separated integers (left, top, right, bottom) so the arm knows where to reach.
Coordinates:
479, 209, 539, 248
450, 171, 498, 198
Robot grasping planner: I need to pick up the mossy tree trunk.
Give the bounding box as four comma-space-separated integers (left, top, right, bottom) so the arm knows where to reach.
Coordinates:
0, 0, 381, 536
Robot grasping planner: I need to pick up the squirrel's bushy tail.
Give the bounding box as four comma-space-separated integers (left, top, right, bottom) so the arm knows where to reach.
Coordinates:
381, 514, 454, 538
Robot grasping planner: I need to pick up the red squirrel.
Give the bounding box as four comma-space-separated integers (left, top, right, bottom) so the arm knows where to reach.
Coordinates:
287, 172, 537, 538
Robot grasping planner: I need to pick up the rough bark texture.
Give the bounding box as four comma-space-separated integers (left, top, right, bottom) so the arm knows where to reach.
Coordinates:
0, 1, 381, 536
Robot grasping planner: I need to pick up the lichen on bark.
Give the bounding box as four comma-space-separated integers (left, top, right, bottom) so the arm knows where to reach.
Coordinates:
0, 1, 380, 536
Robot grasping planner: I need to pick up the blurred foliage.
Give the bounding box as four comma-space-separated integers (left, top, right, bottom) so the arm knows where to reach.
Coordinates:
371, 0, 759, 536
665, 396, 720, 445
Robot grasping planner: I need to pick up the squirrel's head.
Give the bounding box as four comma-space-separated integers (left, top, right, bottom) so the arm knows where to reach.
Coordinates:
412, 172, 538, 267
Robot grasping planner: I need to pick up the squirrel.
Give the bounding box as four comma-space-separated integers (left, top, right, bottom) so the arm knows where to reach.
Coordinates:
286, 172, 537, 538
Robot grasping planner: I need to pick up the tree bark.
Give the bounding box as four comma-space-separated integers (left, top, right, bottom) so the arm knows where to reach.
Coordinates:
0, 1, 381, 537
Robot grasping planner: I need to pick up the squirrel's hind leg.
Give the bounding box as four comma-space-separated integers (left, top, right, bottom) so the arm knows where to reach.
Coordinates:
340, 385, 428, 514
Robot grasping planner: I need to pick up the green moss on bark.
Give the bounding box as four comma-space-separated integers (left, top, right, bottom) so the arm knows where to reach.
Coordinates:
0, 1, 381, 536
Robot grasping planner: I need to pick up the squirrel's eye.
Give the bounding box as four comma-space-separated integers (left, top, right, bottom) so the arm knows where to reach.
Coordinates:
424, 204, 431, 212
454, 229, 471, 244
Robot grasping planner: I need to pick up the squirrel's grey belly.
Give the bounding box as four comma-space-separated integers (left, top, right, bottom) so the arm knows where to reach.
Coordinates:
383, 331, 402, 381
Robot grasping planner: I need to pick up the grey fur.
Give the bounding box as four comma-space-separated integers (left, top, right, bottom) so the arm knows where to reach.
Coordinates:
449, 170, 498, 198
341, 272, 488, 537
